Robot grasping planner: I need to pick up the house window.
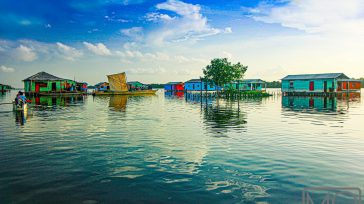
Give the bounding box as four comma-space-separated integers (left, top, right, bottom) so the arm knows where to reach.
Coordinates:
289, 81, 294, 88
192, 84, 195, 89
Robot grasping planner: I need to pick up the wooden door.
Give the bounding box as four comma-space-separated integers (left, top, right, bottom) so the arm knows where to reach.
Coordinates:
324, 81, 327, 92
35, 84, 40, 92
52, 83, 57, 91
309, 81, 314, 91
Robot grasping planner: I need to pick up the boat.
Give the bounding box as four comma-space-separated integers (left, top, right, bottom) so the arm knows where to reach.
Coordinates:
92, 72, 158, 96
92, 90, 158, 96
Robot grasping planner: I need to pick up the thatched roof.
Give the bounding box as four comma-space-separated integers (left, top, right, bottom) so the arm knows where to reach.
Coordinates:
23, 71, 64, 81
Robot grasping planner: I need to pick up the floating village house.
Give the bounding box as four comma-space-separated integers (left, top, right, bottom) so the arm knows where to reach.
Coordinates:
23, 72, 77, 95
184, 79, 222, 91
0, 84, 11, 93
76, 82, 88, 92
224, 79, 266, 91
95, 82, 109, 91
281, 73, 361, 94
127, 81, 146, 89
164, 82, 184, 91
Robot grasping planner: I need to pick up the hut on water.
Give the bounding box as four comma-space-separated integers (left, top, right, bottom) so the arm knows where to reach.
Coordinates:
184, 79, 222, 92
23, 72, 77, 95
164, 82, 184, 91
0, 84, 11, 93
95, 82, 109, 91
281, 73, 361, 94
224, 79, 266, 91
127, 81, 145, 89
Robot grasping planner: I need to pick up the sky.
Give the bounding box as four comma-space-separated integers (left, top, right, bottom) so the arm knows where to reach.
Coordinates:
1, 0, 364, 87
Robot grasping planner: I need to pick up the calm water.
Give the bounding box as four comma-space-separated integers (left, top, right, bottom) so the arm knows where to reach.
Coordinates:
1, 89, 364, 203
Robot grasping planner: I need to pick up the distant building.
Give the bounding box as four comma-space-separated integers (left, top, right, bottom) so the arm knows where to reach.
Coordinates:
281, 73, 361, 93
127, 81, 145, 89
95, 82, 109, 91
23, 71, 77, 94
184, 79, 221, 91
164, 82, 184, 91
76, 82, 88, 92
0, 84, 11, 93
224, 79, 266, 91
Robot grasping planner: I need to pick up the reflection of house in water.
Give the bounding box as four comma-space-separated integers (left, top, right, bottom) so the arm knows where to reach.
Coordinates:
164, 91, 184, 98
109, 95, 128, 111
31, 95, 85, 107
337, 92, 361, 100
282, 96, 337, 111
184, 92, 215, 104
202, 103, 247, 135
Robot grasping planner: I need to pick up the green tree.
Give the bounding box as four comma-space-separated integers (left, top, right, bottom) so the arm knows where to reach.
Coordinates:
202, 58, 248, 87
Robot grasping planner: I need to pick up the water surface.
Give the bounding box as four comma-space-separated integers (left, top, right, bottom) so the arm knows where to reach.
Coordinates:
1, 89, 364, 203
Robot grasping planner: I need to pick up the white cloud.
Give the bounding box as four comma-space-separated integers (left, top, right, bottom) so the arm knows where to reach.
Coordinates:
145, 12, 176, 22
120, 27, 143, 41
1, 65, 15, 73
247, 0, 364, 34
56, 42, 83, 61
83, 42, 112, 56
147, 0, 224, 45
13, 45, 37, 61
224, 27, 232, 33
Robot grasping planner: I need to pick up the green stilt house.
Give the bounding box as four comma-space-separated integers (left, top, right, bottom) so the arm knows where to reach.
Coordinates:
224, 79, 266, 91
23, 71, 77, 95
0, 83, 11, 93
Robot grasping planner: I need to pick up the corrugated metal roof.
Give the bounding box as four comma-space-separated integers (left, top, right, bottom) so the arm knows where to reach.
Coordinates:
127, 81, 144, 85
166, 82, 183, 84
337, 79, 361, 82
95, 82, 108, 86
23, 71, 64, 81
241, 79, 265, 83
185, 79, 202, 83
282, 73, 348, 80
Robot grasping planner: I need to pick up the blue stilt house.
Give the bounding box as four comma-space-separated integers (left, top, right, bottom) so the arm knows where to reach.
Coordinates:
184, 79, 221, 91
164, 82, 184, 91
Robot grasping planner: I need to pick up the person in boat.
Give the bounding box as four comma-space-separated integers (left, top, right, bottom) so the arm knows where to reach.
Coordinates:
16, 91, 28, 107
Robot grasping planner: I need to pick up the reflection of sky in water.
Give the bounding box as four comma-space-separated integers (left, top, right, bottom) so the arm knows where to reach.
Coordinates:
0, 89, 364, 203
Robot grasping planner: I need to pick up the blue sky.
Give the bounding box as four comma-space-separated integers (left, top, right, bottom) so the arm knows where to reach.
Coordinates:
1, 0, 364, 87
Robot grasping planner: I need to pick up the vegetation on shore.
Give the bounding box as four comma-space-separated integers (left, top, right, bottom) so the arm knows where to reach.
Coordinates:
266, 81, 281, 88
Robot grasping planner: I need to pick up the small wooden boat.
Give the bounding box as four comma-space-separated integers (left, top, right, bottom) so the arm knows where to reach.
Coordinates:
92, 90, 158, 96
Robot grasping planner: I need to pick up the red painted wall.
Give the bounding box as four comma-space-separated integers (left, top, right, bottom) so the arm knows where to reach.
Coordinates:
174, 84, 184, 91
342, 81, 361, 90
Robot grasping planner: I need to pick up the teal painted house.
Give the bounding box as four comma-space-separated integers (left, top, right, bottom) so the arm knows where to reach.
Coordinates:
281, 73, 360, 93
184, 79, 222, 91
224, 79, 266, 91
